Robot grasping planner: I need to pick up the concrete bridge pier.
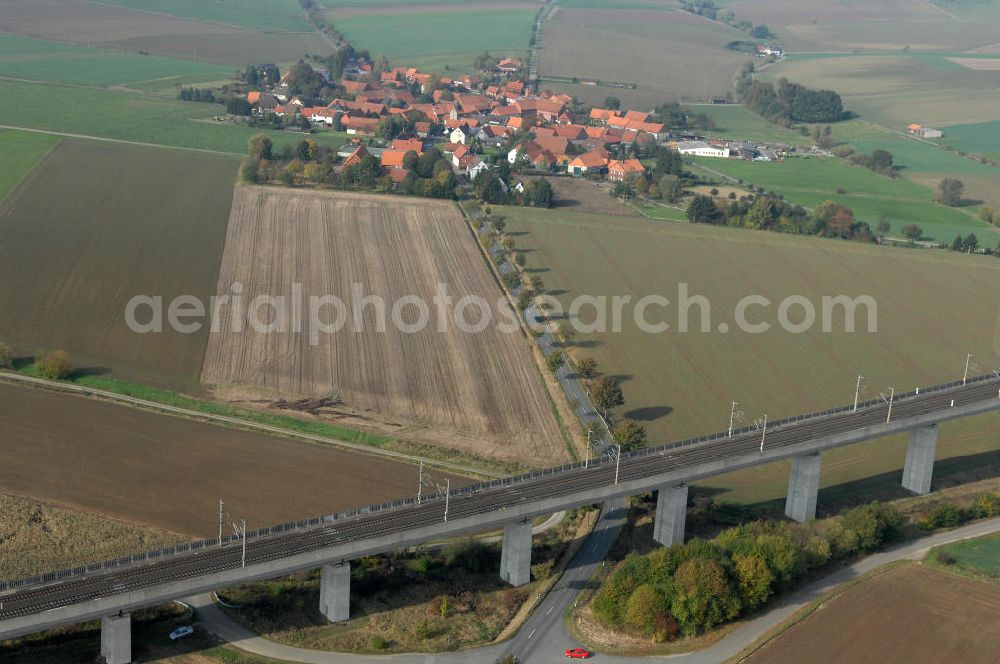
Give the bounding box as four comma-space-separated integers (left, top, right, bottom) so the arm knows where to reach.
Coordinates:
652, 483, 689, 546
785, 453, 822, 522
902, 424, 939, 494
100, 612, 131, 664
319, 562, 350, 623
500, 520, 532, 587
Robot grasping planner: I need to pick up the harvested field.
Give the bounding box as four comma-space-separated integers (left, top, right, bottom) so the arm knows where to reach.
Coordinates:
949, 56, 1000, 70
746, 564, 1000, 664
541, 7, 748, 105
0, 139, 237, 389
201, 187, 566, 466
0, 0, 328, 65
502, 206, 1000, 503
0, 382, 461, 539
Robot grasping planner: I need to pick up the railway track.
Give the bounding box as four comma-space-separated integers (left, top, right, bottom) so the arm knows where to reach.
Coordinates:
2, 375, 998, 626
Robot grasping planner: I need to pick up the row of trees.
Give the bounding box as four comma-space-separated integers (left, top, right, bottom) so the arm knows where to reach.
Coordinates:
474, 171, 554, 209
687, 194, 877, 242
738, 65, 846, 125
243, 135, 459, 199
681, 0, 773, 39
593, 500, 909, 640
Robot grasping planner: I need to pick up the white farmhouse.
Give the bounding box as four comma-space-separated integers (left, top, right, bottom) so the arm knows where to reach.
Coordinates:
676, 140, 730, 158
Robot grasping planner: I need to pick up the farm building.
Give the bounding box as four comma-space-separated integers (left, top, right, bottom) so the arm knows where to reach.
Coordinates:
676, 140, 730, 158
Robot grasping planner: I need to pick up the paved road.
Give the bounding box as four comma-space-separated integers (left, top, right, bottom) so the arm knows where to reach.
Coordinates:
193, 514, 1000, 663
193, 512, 1000, 664
192, 498, 629, 664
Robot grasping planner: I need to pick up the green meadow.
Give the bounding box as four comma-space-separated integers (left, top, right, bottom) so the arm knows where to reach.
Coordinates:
0, 80, 348, 155
688, 155, 989, 241
335, 10, 535, 65
0, 131, 61, 204
0, 33, 234, 88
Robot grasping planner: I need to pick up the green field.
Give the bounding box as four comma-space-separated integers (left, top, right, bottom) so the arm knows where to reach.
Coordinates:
0, 79, 348, 154
334, 9, 535, 66
0, 140, 238, 389
502, 205, 1000, 504
942, 121, 1000, 161
932, 532, 1000, 578
91, 0, 313, 32
687, 155, 989, 241
765, 53, 1000, 128
0, 131, 60, 204
0, 33, 234, 87
690, 105, 813, 146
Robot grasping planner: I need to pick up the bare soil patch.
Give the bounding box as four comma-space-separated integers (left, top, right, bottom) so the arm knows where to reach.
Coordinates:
948, 57, 1000, 70
522, 176, 638, 217
0, 382, 462, 538
746, 564, 1000, 664
201, 187, 566, 466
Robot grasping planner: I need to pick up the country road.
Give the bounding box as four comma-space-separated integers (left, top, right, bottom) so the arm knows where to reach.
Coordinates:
192, 513, 1000, 663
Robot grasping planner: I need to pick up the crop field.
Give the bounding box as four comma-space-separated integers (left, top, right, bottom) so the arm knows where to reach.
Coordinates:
502, 205, 1000, 504
746, 564, 1000, 663
0, 140, 237, 389
91, 0, 313, 32
687, 155, 989, 241
201, 187, 567, 466
540, 6, 748, 107
0, 382, 457, 539
725, 0, 1000, 51
0, 130, 59, 204
0, 33, 234, 88
764, 53, 1000, 128
0, 0, 328, 66
0, 79, 348, 154
329, 7, 535, 72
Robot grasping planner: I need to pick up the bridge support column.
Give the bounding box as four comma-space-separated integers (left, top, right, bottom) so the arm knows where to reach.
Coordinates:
785, 453, 821, 522
902, 424, 938, 495
500, 520, 532, 587
320, 562, 350, 623
653, 483, 688, 546
100, 612, 131, 664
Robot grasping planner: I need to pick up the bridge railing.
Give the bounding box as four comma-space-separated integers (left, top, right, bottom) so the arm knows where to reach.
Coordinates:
2, 373, 996, 592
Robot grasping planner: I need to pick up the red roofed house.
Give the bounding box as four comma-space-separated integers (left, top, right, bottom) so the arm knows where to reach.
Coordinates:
568, 148, 609, 176
247, 91, 261, 105
589, 108, 619, 124
380, 149, 409, 170
498, 57, 523, 72
390, 138, 424, 154
607, 158, 646, 182
342, 145, 371, 169
341, 79, 369, 95
343, 115, 379, 136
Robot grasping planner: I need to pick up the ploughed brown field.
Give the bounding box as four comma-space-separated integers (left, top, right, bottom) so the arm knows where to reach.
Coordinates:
201, 187, 566, 466
747, 564, 1000, 663
0, 382, 465, 538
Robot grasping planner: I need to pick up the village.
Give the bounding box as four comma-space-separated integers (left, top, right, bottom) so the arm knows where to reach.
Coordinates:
240, 54, 794, 194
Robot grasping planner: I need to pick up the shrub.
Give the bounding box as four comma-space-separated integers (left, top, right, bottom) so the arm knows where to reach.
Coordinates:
36, 350, 74, 380
625, 584, 664, 636
0, 341, 12, 369
919, 503, 967, 530
670, 557, 741, 636
971, 492, 1000, 519
840, 502, 903, 552
370, 635, 388, 650
733, 553, 773, 609
444, 539, 496, 574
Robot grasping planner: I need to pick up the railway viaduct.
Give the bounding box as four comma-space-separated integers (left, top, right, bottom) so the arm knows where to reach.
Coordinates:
2, 374, 999, 663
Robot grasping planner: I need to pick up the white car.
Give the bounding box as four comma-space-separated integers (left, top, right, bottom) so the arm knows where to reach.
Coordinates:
169, 625, 194, 641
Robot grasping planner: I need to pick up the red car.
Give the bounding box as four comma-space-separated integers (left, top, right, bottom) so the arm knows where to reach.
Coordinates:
564, 648, 591, 659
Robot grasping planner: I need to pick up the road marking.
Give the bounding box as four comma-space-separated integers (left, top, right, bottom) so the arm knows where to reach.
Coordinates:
527, 628, 536, 640
546, 605, 554, 615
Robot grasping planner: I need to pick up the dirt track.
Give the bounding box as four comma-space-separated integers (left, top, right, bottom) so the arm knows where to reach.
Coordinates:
201, 187, 565, 466
0, 382, 464, 537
